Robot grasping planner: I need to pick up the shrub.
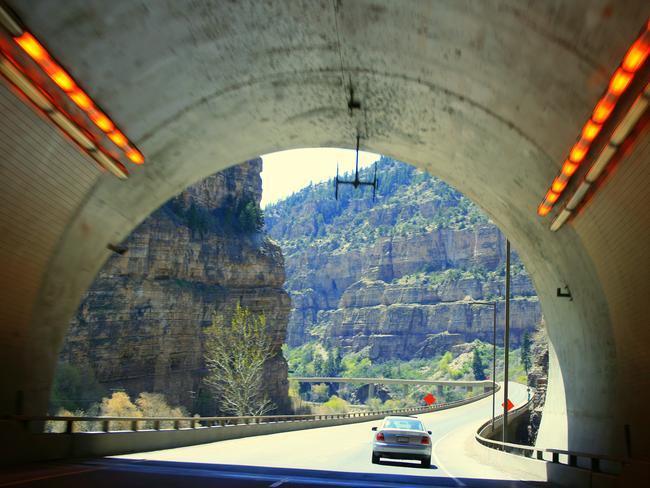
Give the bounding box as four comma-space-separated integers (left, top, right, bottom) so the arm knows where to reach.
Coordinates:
136, 392, 188, 429
100, 392, 142, 431
310, 383, 330, 402
318, 395, 349, 414
367, 398, 383, 411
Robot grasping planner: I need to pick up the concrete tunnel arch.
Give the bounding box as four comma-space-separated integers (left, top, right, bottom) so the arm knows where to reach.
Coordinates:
1, 0, 649, 471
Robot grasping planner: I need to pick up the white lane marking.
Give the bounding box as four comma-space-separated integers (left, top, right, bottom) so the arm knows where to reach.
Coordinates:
269, 478, 288, 487
431, 430, 467, 487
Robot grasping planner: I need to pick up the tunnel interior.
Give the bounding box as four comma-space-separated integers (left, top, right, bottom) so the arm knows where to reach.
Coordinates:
1, 0, 649, 474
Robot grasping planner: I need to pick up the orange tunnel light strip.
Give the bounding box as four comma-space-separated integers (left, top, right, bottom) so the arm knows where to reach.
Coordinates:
539, 21, 648, 220
12, 30, 144, 165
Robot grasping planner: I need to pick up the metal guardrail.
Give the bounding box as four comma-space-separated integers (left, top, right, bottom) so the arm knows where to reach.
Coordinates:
474, 399, 626, 475
13, 384, 498, 434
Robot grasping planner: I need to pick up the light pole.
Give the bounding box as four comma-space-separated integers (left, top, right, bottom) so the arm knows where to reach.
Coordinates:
503, 239, 511, 445
469, 300, 497, 433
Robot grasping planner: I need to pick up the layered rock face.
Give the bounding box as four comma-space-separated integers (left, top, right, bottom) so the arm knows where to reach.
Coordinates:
287, 227, 540, 358
266, 157, 542, 358
61, 159, 291, 414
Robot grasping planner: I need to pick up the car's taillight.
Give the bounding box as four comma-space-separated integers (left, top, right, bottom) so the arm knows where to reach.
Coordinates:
421, 436, 430, 445
376, 432, 385, 441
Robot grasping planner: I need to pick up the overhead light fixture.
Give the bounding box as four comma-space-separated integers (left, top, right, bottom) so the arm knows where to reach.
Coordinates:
0, 6, 144, 178
538, 20, 650, 228
0, 56, 129, 179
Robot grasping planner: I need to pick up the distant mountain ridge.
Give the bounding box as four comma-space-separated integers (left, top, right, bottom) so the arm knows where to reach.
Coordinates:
265, 157, 541, 358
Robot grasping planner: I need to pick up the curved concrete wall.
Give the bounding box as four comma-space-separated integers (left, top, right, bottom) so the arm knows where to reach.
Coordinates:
0, 0, 649, 472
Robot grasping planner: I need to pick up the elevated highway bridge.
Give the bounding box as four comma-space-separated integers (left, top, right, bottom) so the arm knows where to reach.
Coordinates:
0, 1, 649, 485
290, 377, 497, 399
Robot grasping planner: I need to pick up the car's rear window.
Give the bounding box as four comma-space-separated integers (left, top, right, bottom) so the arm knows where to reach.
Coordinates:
383, 418, 423, 431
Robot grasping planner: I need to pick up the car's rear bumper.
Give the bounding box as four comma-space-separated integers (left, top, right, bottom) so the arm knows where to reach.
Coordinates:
373, 442, 431, 459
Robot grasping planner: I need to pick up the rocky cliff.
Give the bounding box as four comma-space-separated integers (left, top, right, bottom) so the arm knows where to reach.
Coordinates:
266, 157, 541, 358
61, 159, 291, 414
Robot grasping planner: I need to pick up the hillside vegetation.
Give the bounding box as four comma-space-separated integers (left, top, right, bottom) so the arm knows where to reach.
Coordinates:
266, 156, 543, 407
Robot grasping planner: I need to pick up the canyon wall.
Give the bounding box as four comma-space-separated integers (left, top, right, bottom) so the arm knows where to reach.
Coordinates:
61, 159, 291, 414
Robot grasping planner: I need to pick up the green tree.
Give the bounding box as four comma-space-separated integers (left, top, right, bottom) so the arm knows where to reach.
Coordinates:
312, 354, 325, 376
323, 348, 342, 376
238, 200, 264, 233
311, 383, 329, 402
49, 362, 106, 413
204, 303, 275, 416
472, 347, 486, 380
521, 331, 532, 376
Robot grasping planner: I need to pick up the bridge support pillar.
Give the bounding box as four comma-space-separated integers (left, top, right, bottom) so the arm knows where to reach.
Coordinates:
437, 385, 443, 397
367, 384, 375, 403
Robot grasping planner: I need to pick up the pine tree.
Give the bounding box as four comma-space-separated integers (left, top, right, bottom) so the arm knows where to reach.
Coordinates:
472, 347, 486, 380
521, 331, 532, 376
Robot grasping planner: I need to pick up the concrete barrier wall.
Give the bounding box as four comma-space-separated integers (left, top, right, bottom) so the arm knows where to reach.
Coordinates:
5, 391, 494, 464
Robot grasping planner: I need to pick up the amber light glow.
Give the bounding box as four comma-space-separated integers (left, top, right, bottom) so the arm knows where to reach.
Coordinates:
14, 33, 47, 61
622, 38, 650, 72
561, 160, 579, 177
552, 177, 567, 194
538, 20, 648, 219
69, 88, 93, 110
108, 130, 127, 147
569, 143, 588, 163
545, 190, 559, 204
609, 69, 634, 96
89, 110, 114, 132
126, 148, 144, 164
11, 30, 144, 166
592, 97, 615, 124
581, 120, 602, 142
44, 63, 76, 92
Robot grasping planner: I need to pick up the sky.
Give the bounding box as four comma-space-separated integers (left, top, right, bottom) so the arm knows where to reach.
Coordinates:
260, 148, 380, 208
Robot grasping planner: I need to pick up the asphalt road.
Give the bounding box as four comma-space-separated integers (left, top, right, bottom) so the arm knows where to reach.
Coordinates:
2, 382, 545, 487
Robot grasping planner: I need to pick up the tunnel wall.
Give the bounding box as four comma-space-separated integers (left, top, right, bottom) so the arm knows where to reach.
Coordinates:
572, 134, 650, 463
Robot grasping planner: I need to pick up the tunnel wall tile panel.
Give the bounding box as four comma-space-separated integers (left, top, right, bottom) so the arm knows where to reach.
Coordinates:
572, 130, 650, 459
0, 82, 101, 342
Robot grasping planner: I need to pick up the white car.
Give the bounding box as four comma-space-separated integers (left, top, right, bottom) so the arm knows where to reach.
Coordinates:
371, 415, 432, 467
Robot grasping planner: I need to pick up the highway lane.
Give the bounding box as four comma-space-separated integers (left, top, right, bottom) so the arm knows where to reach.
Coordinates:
113, 382, 537, 485
1, 382, 543, 487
